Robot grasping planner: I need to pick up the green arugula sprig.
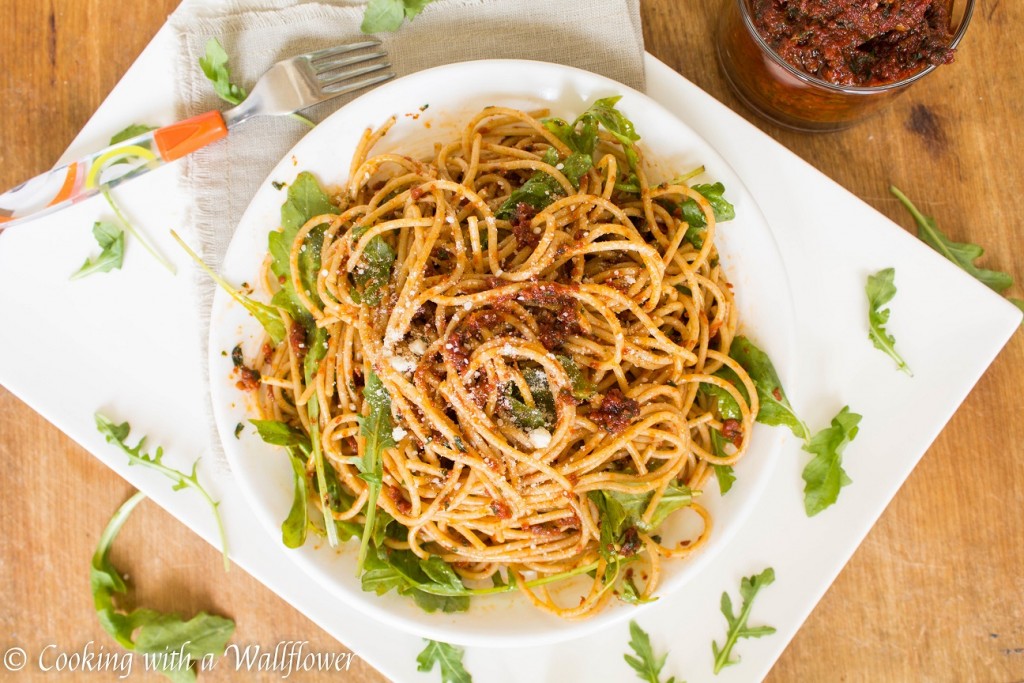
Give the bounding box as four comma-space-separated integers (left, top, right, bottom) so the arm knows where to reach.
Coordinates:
199, 38, 314, 128
701, 336, 862, 515
362, 0, 435, 33
72, 221, 124, 280
891, 186, 1022, 315
801, 407, 862, 516
712, 568, 776, 674
250, 420, 312, 548
92, 492, 235, 683
866, 268, 912, 376
624, 621, 680, 683
95, 414, 230, 571
416, 639, 472, 683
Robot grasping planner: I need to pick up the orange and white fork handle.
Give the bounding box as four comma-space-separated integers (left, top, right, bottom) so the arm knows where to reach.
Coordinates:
0, 111, 228, 229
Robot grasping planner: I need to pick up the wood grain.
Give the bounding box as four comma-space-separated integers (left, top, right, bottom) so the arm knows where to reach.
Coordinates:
0, 1, 1021, 681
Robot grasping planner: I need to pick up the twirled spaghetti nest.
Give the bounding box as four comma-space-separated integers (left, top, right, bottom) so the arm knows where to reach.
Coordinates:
250, 103, 759, 618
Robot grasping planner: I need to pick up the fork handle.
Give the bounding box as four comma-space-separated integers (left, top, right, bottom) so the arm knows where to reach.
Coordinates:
0, 111, 228, 228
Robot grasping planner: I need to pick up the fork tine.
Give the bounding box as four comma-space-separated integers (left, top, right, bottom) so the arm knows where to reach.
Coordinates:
321, 71, 395, 95
318, 62, 392, 89
307, 40, 381, 63
313, 50, 388, 76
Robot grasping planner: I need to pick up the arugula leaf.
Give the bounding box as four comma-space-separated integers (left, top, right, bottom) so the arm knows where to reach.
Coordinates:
199, 38, 246, 105
268, 172, 340, 324
361, 548, 470, 612
249, 420, 311, 450
801, 406, 861, 517
495, 165, 564, 219
729, 336, 809, 441
503, 394, 551, 430
361, 0, 434, 33
543, 116, 598, 157
710, 429, 736, 496
699, 382, 742, 422
866, 268, 912, 376
110, 124, 157, 145
171, 230, 286, 345
624, 620, 678, 683
95, 414, 230, 571
416, 639, 473, 683
351, 235, 396, 306
560, 153, 593, 189
72, 221, 125, 280
586, 96, 641, 170
556, 354, 596, 400
92, 492, 235, 682
281, 452, 309, 549
281, 172, 338, 232
679, 183, 735, 230
354, 371, 397, 574
891, 186, 1014, 293
647, 483, 694, 530
249, 419, 313, 548
712, 568, 777, 674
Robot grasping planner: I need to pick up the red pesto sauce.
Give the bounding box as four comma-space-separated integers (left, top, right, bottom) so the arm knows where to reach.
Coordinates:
751, 0, 956, 86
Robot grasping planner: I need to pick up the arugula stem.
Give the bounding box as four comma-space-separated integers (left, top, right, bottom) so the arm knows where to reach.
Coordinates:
170, 230, 236, 300
889, 186, 955, 266
102, 188, 176, 275
309, 406, 340, 549
290, 113, 316, 129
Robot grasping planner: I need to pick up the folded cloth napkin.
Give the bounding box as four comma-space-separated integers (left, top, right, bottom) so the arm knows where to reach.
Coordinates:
170, 0, 645, 465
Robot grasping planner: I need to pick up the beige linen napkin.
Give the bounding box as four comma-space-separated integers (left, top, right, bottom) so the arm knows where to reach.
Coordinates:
170, 0, 645, 463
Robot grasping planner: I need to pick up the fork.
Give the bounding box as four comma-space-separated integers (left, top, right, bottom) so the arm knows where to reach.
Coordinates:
0, 40, 392, 228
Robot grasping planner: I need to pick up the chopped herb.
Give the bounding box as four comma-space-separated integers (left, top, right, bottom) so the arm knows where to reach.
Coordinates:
712, 568, 777, 674
624, 620, 679, 683
91, 491, 235, 681
271, 181, 286, 191
801, 406, 861, 516
416, 639, 473, 683
95, 414, 230, 572
233, 423, 243, 439
71, 221, 124, 280
866, 268, 912, 376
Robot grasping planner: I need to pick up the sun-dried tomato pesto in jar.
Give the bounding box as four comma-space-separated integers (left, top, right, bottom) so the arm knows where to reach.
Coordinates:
715, 0, 973, 130
751, 0, 957, 86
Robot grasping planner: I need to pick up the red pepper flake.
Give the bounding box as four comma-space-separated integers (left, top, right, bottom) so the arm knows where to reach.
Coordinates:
772, 387, 783, 401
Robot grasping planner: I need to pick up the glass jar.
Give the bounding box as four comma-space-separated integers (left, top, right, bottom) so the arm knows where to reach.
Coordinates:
716, 0, 975, 132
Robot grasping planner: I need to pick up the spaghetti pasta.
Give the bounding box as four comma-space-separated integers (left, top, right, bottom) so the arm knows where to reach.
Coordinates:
246, 99, 759, 618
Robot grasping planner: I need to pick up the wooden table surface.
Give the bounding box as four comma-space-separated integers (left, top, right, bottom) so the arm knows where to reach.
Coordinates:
1, 1, 1021, 681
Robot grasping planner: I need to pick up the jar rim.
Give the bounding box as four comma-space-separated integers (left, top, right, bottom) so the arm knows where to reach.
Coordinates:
735, 0, 976, 94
